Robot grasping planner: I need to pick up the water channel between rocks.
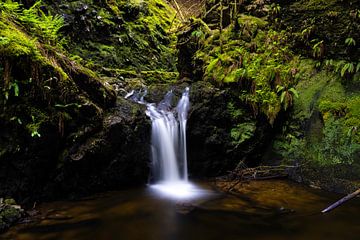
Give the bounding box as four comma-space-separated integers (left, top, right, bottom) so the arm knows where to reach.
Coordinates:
3, 180, 360, 240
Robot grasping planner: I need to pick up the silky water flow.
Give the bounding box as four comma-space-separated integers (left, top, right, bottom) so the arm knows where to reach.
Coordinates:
127, 87, 205, 199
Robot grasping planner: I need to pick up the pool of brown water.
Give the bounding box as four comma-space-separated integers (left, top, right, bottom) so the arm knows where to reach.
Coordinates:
2, 180, 360, 240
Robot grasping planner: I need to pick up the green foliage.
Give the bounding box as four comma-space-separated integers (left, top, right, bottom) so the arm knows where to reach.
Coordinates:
274, 134, 307, 163
311, 40, 324, 58
227, 102, 244, 119
277, 86, 299, 110
276, 58, 360, 168
230, 122, 256, 147
275, 118, 360, 166
313, 117, 360, 165
319, 100, 347, 116
195, 16, 298, 124
270, 3, 281, 16
0, 0, 64, 46
291, 0, 338, 11
0, 20, 39, 58
10, 81, 20, 98
324, 59, 359, 80
345, 37, 356, 47
340, 62, 355, 77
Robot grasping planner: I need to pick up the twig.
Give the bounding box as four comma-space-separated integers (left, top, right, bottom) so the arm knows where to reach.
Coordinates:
172, 0, 185, 22
203, 3, 220, 19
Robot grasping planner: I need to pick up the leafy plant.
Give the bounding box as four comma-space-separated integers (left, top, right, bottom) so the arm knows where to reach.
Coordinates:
276, 118, 360, 166
324, 59, 359, 80
10, 81, 19, 97
345, 37, 356, 46
18, 1, 64, 45
340, 62, 355, 77
277, 85, 299, 110
230, 122, 256, 147
270, 4, 281, 15
1, 0, 64, 46
311, 40, 324, 58
314, 118, 360, 165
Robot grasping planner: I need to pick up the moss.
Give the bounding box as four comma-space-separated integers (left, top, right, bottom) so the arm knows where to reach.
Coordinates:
140, 71, 178, 84
293, 59, 359, 143
290, 0, 339, 11
319, 100, 347, 117
52, 0, 178, 74
0, 21, 40, 58
237, 14, 268, 35
0, 199, 23, 232
0, 1, 116, 145
292, 59, 334, 118
275, 57, 360, 180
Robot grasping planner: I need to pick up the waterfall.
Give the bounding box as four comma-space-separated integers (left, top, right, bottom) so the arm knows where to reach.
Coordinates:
177, 87, 190, 181
145, 87, 190, 183
126, 87, 205, 199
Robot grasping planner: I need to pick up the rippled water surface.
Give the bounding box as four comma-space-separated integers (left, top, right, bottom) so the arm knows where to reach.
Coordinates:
3, 180, 360, 240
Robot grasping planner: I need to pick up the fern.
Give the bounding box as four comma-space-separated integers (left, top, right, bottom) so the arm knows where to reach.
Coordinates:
345, 37, 356, 46
0, 0, 21, 14
231, 122, 256, 146
341, 62, 354, 77
19, 1, 64, 45
311, 40, 324, 58
289, 88, 299, 98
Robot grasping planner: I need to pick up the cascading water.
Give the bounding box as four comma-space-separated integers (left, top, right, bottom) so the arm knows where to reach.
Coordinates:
126, 87, 205, 199
177, 88, 190, 181
146, 88, 190, 183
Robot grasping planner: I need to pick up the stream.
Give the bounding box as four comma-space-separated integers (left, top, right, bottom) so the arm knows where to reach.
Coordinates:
2, 180, 360, 240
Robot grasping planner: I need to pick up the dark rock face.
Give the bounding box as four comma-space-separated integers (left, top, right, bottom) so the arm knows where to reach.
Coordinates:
48, 98, 151, 199
188, 82, 274, 177
0, 91, 150, 203
188, 83, 238, 177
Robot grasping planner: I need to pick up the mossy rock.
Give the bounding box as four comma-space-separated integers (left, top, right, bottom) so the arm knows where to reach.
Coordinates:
42, 0, 179, 73
0, 199, 24, 233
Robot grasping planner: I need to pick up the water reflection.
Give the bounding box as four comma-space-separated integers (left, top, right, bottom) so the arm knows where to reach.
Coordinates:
3, 180, 360, 240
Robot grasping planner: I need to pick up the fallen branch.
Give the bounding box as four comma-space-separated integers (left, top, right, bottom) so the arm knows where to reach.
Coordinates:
321, 188, 360, 213
229, 165, 296, 180
223, 165, 297, 192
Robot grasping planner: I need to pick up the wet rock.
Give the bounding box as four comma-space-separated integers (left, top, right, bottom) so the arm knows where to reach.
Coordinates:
0, 198, 24, 233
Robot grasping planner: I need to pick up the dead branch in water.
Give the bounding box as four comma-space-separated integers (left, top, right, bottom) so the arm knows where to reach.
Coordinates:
322, 188, 360, 213
220, 165, 298, 192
